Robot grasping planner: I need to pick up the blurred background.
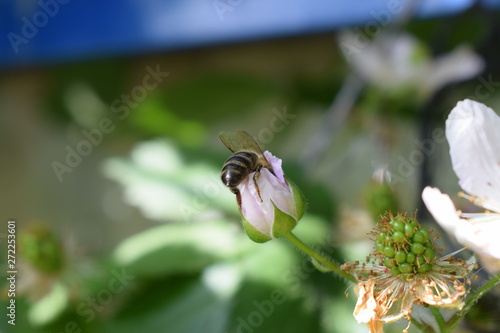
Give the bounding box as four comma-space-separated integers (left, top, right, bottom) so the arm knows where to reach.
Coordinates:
1, 0, 500, 332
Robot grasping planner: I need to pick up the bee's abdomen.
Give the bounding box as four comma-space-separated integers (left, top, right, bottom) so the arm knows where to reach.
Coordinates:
221, 152, 258, 187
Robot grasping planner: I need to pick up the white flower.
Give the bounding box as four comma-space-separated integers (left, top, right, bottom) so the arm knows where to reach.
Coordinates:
422, 99, 500, 260
237, 151, 305, 243
339, 32, 484, 97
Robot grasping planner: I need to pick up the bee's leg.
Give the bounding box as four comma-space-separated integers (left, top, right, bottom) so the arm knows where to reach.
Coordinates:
253, 165, 264, 203
231, 187, 242, 206
267, 166, 276, 177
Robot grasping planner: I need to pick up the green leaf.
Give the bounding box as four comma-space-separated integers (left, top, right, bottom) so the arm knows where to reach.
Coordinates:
228, 284, 321, 333
271, 201, 297, 239
105, 274, 232, 333
102, 139, 236, 223
107, 224, 326, 333
228, 241, 322, 333
28, 283, 69, 326
112, 220, 245, 276
235, 238, 298, 285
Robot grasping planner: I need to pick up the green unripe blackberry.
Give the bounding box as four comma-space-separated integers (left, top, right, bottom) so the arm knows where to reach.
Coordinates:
392, 231, 405, 242
398, 263, 413, 273
417, 264, 431, 273
395, 250, 407, 264
384, 246, 395, 258
384, 257, 396, 269
392, 221, 404, 232
419, 228, 430, 241
404, 223, 415, 238
375, 241, 385, 253
373, 213, 439, 279
406, 253, 416, 264
390, 267, 401, 276
411, 243, 425, 255
424, 247, 435, 262
416, 255, 427, 266
412, 230, 426, 243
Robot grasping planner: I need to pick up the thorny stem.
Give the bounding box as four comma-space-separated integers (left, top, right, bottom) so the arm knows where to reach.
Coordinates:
446, 271, 500, 330
283, 231, 357, 283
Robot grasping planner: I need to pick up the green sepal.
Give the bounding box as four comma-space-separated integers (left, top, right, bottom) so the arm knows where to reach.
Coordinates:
286, 178, 306, 220
271, 201, 297, 238
241, 216, 272, 243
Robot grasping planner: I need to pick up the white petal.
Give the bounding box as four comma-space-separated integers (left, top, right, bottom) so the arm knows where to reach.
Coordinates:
425, 46, 484, 94
476, 253, 500, 273
258, 168, 296, 218
455, 215, 500, 259
423, 187, 500, 259
339, 31, 418, 87
446, 99, 500, 204
263, 151, 285, 185
239, 176, 273, 236
422, 187, 462, 237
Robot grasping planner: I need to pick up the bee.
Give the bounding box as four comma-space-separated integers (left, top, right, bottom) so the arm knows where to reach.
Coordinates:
220, 130, 273, 205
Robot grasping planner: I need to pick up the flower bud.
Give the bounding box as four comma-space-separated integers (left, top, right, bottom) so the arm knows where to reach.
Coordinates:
362, 175, 399, 221
20, 223, 65, 273
237, 151, 305, 243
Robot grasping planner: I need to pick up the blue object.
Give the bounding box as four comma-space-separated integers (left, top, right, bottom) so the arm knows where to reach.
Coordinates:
0, 0, 487, 69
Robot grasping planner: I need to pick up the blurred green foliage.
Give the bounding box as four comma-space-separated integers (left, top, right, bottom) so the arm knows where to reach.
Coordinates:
19, 224, 65, 274
2, 7, 500, 333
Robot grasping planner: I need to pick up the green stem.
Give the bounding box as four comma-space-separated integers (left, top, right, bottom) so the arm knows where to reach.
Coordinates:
446, 271, 500, 330
410, 316, 435, 333
429, 306, 447, 333
283, 231, 357, 283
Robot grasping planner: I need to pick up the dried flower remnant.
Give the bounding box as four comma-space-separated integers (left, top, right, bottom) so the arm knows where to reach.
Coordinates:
342, 213, 475, 332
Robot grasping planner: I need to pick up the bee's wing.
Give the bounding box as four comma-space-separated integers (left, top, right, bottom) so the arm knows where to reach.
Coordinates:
219, 130, 264, 155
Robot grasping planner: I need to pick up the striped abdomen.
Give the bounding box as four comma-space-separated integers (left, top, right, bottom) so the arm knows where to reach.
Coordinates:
221, 151, 258, 188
